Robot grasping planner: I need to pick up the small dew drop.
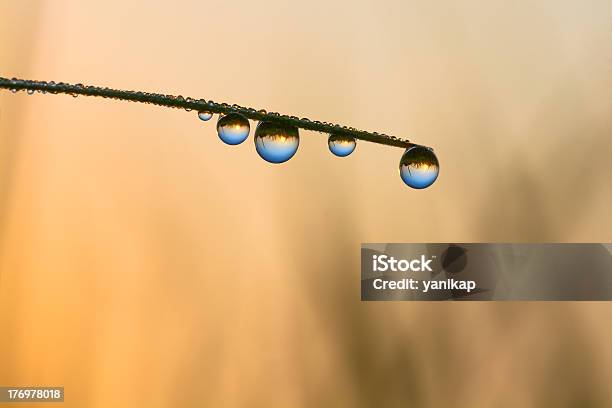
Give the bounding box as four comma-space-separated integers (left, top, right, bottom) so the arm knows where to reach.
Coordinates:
328, 134, 356, 157
399, 146, 439, 189
255, 121, 299, 164
197, 111, 213, 121
27, 89, 35, 95
216, 113, 250, 145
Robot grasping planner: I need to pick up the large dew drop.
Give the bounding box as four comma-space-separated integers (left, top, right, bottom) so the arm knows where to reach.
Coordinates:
328, 134, 356, 157
254, 121, 299, 164
216, 113, 250, 145
198, 111, 213, 121
399, 146, 439, 189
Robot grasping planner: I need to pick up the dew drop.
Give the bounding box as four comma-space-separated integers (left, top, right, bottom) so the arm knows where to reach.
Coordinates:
254, 121, 299, 164
399, 146, 439, 189
27, 89, 35, 95
197, 111, 213, 121
216, 113, 250, 145
328, 134, 356, 157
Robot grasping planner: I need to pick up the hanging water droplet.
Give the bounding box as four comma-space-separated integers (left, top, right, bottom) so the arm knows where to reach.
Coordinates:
328, 134, 356, 157
216, 113, 250, 145
399, 146, 439, 189
254, 121, 299, 164
197, 111, 213, 121
27, 89, 35, 95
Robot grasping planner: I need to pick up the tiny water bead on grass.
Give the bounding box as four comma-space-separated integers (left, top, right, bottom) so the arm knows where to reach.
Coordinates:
0, 76, 439, 188
399, 146, 439, 189
328, 134, 356, 157
216, 112, 250, 145
197, 111, 213, 121
254, 121, 299, 164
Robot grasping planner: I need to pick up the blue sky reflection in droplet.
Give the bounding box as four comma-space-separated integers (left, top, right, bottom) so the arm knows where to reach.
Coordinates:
216, 113, 250, 145
399, 146, 439, 189
328, 134, 356, 157
254, 121, 299, 164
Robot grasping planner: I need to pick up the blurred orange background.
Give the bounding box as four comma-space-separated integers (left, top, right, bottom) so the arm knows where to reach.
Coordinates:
1, 1, 611, 406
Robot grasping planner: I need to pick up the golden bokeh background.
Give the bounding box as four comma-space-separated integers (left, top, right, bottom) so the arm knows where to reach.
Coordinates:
1, 1, 611, 406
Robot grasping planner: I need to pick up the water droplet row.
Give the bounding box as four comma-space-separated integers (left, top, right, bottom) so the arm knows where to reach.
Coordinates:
197, 111, 438, 188
1, 78, 439, 189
